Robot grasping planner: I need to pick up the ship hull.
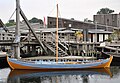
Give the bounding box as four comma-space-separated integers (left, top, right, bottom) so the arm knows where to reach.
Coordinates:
7, 56, 113, 70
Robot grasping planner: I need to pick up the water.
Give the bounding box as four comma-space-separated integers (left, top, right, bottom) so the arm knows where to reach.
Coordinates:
0, 66, 120, 83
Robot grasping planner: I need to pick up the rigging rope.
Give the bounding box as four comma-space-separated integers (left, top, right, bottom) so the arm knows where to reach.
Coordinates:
48, 6, 56, 16
47, 4, 64, 28
6, 9, 16, 23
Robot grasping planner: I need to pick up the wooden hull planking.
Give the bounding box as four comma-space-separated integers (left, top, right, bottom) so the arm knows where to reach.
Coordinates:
7, 56, 113, 70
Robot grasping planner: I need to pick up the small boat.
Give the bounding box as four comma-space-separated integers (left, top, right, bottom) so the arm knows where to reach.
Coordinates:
7, 55, 113, 70
7, 0, 113, 70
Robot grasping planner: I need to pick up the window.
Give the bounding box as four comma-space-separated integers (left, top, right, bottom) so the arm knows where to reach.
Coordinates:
49, 21, 52, 24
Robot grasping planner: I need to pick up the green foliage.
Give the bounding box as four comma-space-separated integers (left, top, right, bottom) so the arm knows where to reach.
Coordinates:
88, 20, 93, 22
5, 22, 16, 27
75, 31, 82, 36
5, 17, 43, 27
84, 18, 93, 22
106, 36, 112, 42
29, 17, 43, 24
75, 31, 83, 42
97, 8, 114, 14
112, 30, 120, 40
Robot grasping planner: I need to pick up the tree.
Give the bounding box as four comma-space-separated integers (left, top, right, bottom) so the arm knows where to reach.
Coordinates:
29, 17, 43, 24
97, 8, 114, 14
75, 31, 83, 42
106, 36, 112, 42
84, 18, 93, 23
5, 19, 16, 27
5, 17, 44, 27
112, 30, 120, 40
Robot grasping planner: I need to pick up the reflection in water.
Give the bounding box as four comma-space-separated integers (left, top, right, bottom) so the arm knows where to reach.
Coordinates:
7, 68, 112, 83
111, 66, 120, 78
0, 68, 11, 83
81, 75, 89, 83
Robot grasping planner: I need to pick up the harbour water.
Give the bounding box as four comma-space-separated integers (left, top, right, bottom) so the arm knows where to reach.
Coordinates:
0, 66, 120, 83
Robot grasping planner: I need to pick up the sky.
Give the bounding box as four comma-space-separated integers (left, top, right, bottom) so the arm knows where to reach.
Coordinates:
0, 0, 120, 23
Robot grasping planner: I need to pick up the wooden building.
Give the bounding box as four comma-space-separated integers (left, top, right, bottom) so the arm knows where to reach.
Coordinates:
47, 16, 117, 31
94, 13, 120, 28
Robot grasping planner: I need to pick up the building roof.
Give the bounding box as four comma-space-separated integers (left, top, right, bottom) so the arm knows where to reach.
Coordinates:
71, 28, 83, 31
39, 28, 65, 33
6, 22, 113, 34
59, 30, 75, 33
0, 28, 5, 32
88, 29, 113, 34
7, 23, 44, 32
6, 22, 66, 33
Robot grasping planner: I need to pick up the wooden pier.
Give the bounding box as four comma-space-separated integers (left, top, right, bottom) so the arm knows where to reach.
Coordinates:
0, 29, 100, 57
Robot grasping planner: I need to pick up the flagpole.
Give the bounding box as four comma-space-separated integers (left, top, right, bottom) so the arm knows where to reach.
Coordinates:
56, 1, 59, 62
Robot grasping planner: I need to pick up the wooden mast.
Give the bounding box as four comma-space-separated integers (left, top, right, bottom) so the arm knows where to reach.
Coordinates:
56, 3, 59, 62
15, 0, 20, 59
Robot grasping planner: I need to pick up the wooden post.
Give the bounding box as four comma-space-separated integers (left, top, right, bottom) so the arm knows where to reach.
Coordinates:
15, 0, 20, 59
0, 33, 2, 40
27, 46, 31, 53
32, 45, 36, 56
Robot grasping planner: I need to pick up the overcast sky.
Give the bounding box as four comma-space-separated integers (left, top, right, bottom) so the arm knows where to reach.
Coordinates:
0, 0, 120, 23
